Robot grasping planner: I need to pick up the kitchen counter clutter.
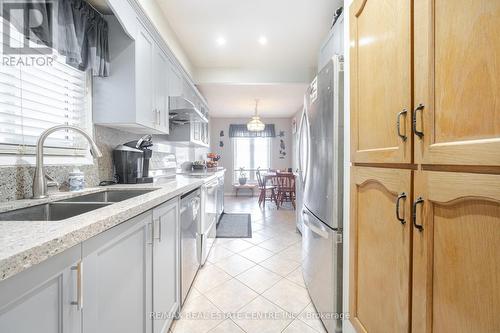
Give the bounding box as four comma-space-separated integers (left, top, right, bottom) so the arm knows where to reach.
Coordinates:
0, 175, 217, 282
176, 166, 225, 177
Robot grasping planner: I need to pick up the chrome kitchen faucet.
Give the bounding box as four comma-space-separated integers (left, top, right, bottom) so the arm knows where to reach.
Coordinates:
32, 125, 103, 199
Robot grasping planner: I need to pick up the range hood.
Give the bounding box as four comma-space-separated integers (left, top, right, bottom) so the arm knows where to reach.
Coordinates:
169, 96, 208, 125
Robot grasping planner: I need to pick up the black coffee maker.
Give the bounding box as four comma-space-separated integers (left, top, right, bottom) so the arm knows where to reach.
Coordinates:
113, 135, 154, 184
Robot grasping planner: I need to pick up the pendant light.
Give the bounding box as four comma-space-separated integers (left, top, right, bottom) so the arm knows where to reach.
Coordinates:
247, 99, 266, 132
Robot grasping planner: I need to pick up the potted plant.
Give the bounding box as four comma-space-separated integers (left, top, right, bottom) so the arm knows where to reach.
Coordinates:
238, 167, 247, 185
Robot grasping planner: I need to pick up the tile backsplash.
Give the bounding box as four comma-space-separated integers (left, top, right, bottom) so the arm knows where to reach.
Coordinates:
0, 125, 208, 201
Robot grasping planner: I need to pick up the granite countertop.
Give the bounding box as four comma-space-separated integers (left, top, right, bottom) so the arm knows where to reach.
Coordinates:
0, 174, 217, 282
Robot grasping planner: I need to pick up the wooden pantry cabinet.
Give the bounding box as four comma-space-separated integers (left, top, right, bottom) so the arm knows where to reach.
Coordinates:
350, 169, 500, 333
350, 167, 412, 333
349, 0, 412, 164
350, 0, 500, 167
413, 0, 500, 167
412, 171, 500, 333
349, 0, 500, 332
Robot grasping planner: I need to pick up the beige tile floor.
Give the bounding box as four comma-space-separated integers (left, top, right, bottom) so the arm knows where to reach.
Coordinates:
170, 196, 326, 333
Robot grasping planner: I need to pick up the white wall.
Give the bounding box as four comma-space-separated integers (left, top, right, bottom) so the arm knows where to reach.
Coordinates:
343, 0, 355, 332
210, 117, 293, 195
137, 0, 194, 76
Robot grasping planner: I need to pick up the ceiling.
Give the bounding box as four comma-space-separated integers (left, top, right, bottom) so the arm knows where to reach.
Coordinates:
199, 84, 308, 118
157, 0, 340, 71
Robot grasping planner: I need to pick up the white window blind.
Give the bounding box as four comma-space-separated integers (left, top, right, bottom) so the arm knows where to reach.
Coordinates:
0, 17, 91, 157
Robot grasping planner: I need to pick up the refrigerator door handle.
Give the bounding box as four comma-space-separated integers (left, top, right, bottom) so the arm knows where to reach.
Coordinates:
302, 209, 329, 239
298, 105, 306, 184
300, 95, 311, 185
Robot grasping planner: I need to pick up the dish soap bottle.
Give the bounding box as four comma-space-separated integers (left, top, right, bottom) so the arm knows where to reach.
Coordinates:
69, 168, 84, 191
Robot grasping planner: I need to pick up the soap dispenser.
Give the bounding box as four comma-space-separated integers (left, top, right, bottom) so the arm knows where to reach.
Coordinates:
69, 168, 84, 191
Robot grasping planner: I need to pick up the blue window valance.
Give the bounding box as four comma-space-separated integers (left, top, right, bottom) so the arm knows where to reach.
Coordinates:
229, 124, 276, 138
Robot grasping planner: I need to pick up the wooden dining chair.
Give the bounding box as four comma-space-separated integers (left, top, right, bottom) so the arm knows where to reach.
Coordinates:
276, 172, 296, 209
256, 169, 278, 208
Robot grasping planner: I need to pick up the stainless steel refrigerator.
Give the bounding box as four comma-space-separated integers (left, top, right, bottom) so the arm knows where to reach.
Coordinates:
301, 54, 344, 333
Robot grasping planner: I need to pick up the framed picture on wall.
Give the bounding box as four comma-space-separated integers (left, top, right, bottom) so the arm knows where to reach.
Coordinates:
292, 117, 297, 134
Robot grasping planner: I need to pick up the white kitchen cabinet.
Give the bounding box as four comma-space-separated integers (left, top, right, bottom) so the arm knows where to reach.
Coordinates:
152, 199, 180, 333
82, 211, 153, 333
81, 199, 180, 333
169, 66, 183, 98
195, 122, 209, 147
93, 17, 169, 134
168, 122, 209, 147
154, 45, 170, 134
135, 21, 156, 129
0, 195, 183, 333
318, 13, 344, 70
94, 0, 211, 136
0, 245, 82, 333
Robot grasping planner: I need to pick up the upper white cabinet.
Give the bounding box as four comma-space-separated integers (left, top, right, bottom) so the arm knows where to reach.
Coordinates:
93, 17, 171, 134
168, 121, 209, 147
168, 65, 183, 97
135, 22, 156, 130
93, 2, 210, 136
154, 42, 170, 134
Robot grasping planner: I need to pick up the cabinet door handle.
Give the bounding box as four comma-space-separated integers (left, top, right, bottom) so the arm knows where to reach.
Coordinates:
395, 192, 407, 225
70, 261, 83, 310
158, 219, 162, 242
153, 109, 161, 126
412, 197, 424, 231
147, 222, 153, 245
413, 104, 425, 138
396, 109, 408, 141
153, 218, 162, 242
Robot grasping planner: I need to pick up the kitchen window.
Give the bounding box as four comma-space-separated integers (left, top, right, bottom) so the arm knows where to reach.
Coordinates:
232, 137, 271, 183
0, 16, 92, 165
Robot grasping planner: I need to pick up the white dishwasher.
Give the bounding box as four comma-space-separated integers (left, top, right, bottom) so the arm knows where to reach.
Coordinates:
180, 189, 201, 304
199, 178, 218, 265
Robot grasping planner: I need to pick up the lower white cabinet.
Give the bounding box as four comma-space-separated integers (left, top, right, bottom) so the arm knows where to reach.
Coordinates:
82, 211, 153, 333
81, 198, 180, 333
0, 197, 181, 333
152, 199, 180, 333
0, 244, 82, 333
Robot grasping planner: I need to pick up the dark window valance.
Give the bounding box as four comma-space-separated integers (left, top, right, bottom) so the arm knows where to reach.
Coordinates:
58, 0, 109, 76
229, 124, 276, 138
5, 0, 109, 77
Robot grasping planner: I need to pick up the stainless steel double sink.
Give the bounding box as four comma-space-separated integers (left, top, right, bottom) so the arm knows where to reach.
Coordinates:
0, 189, 155, 221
